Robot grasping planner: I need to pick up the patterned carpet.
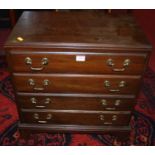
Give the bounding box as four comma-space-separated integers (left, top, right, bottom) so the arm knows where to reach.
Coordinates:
0, 56, 155, 146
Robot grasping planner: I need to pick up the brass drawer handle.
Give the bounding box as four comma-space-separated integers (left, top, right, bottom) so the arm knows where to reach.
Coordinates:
25, 57, 48, 71
101, 99, 107, 106
44, 98, 51, 104
99, 115, 114, 125
104, 122, 113, 125
107, 58, 130, 72
101, 99, 121, 107
37, 120, 47, 124
33, 87, 44, 91
30, 97, 51, 108
30, 97, 46, 108
99, 115, 104, 121
105, 107, 116, 110
35, 105, 46, 108
119, 81, 126, 88
109, 89, 120, 92
46, 113, 52, 120
34, 113, 39, 119
33, 113, 52, 123
112, 115, 117, 121
30, 97, 37, 104
104, 80, 126, 92
101, 99, 121, 110
28, 79, 50, 91
99, 115, 117, 121
104, 80, 126, 87
115, 99, 121, 106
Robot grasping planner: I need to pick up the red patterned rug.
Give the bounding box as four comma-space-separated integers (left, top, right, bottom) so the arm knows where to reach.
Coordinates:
0, 56, 155, 146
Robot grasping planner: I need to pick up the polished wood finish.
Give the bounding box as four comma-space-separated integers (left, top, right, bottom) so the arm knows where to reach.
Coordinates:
5, 12, 151, 49
17, 93, 135, 111
21, 110, 131, 126
18, 123, 131, 133
8, 51, 147, 75
13, 73, 141, 94
5, 11, 152, 140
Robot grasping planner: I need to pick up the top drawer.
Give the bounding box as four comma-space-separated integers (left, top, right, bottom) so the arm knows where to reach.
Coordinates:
8, 51, 147, 75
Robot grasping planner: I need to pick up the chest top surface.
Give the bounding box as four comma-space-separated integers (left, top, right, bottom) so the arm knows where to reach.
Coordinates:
5, 11, 152, 50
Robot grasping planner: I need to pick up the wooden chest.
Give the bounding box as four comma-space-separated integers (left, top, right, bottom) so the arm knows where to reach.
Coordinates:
5, 11, 152, 140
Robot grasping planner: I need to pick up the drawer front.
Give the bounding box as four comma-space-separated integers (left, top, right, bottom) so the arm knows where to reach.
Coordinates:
13, 74, 141, 94
21, 111, 131, 126
9, 52, 147, 75
17, 94, 135, 111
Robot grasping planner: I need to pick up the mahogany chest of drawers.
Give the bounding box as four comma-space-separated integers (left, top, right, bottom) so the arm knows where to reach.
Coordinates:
5, 11, 152, 140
